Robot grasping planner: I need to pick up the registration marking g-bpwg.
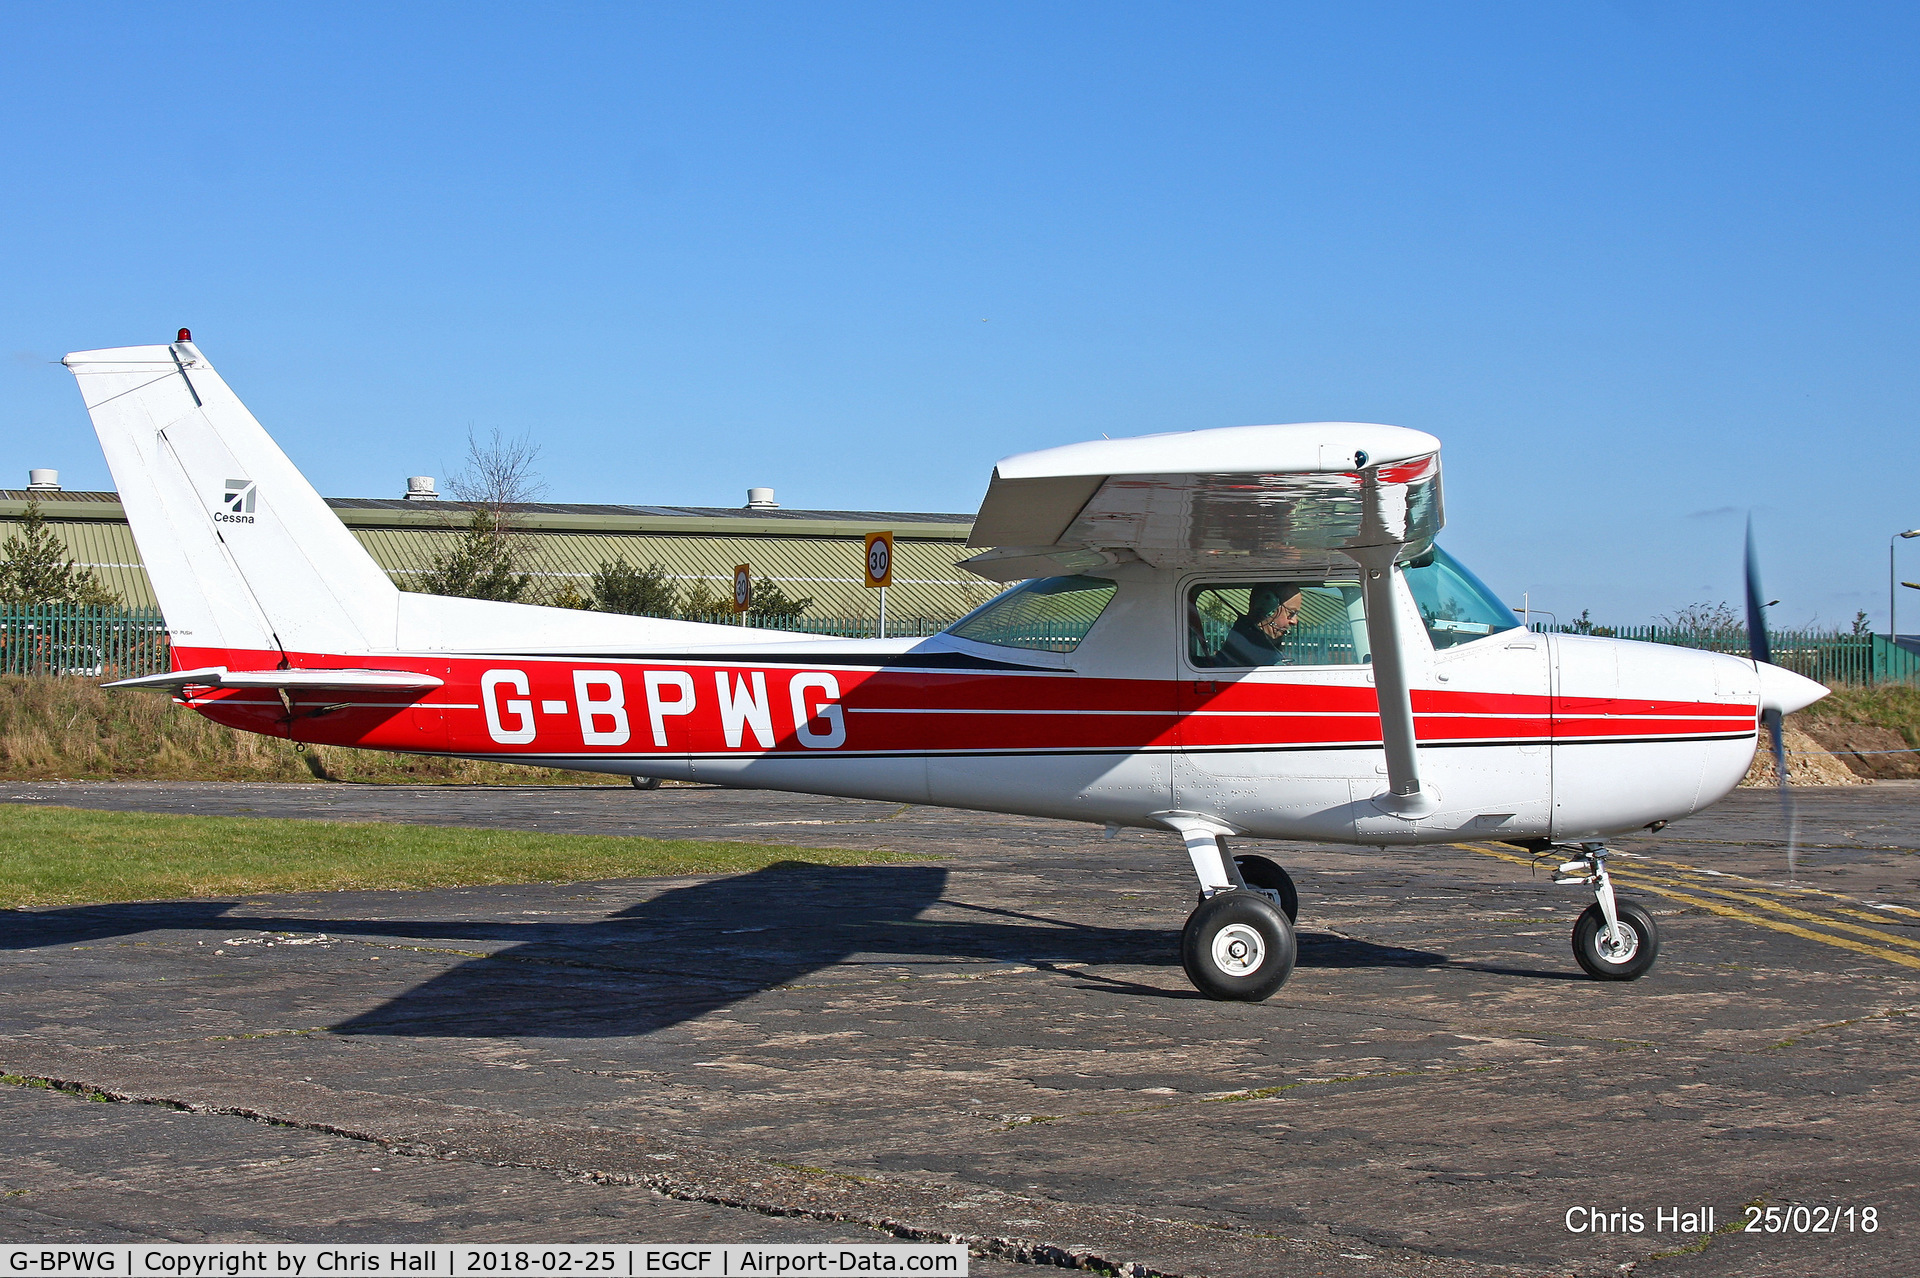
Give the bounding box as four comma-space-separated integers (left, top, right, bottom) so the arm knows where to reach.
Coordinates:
481, 667, 849, 751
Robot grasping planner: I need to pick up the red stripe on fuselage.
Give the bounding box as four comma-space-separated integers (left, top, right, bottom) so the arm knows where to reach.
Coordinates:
169, 646, 1756, 758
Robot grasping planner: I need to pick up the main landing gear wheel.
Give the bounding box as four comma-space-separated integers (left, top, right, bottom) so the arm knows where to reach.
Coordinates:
1572, 900, 1660, 981
630, 776, 663, 790
1181, 891, 1296, 1001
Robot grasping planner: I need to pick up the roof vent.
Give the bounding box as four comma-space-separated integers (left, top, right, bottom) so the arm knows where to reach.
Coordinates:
404, 476, 439, 501
27, 469, 60, 492
746, 487, 779, 510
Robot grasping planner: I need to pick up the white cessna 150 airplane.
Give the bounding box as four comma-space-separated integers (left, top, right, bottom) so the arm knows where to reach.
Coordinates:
68, 333, 1827, 1001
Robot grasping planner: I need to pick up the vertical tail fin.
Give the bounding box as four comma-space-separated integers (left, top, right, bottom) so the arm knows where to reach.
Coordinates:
64, 338, 398, 663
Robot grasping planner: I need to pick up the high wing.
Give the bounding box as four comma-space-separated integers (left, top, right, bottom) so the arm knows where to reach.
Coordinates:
960, 422, 1443, 582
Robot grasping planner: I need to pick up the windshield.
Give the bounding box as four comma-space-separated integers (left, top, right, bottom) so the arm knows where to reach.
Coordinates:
946, 575, 1118, 652
1403, 546, 1523, 650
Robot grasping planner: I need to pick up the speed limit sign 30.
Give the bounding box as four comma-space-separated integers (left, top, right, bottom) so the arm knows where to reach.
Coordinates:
864, 531, 893, 588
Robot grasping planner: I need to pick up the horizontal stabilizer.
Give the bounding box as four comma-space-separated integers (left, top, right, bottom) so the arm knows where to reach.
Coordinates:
105, 667, 444, 693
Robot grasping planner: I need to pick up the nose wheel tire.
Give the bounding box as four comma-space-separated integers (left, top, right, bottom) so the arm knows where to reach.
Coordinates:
1181, 890, 1296, 1001
1572, 899, 1660, 980
630, 776, 664, 790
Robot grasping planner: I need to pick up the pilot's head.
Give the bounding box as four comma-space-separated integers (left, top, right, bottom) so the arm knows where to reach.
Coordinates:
1250, 584, 1304, 640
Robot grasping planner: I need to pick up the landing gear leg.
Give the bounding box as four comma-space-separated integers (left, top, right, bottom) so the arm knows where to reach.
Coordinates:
1172, 823, 1296, 1001
1555, 843, 1660, 980
1179, 825, 1298, 921
1179, 823, 1241, 898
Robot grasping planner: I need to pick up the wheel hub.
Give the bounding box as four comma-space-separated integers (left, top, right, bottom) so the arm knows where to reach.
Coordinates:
1211, 923, 1266, 975
1598, 923, 1640, 964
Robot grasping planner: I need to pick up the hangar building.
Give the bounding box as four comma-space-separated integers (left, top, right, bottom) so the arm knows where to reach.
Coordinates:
0, 474, 987, 632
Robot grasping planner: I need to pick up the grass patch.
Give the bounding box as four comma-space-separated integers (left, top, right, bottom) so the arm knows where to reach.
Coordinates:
0, 803, 910, 908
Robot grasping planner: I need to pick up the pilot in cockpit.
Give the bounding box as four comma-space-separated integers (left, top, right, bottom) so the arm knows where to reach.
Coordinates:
1210, 583, 1304, 666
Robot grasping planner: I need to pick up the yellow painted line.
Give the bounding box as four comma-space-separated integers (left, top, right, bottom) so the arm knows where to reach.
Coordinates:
1821, 904, 1920, 928
1626, 884, 1920, 970
1452, 843, 1920, 971
1457, 842, 1920, 939
1455, 842, 1547, 871
1619, 853, 1920, 919
1609, 873, 1920, 953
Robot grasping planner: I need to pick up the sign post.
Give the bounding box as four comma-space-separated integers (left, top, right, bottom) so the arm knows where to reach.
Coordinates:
732, 564, 751, 624
864, 531, 893, 639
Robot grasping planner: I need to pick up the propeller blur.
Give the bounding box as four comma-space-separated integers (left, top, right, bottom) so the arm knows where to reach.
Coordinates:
1745, 516, 1801, 880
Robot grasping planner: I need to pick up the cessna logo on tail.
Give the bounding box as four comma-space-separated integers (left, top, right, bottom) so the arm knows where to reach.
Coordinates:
216, 479, 256, 524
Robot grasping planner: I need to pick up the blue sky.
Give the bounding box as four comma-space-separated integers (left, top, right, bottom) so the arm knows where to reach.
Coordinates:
4, 2, 1917, 627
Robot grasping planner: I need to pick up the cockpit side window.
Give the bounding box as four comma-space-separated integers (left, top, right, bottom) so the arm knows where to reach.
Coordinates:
1188, 580, 1368, 667
946, 575, 1117, 652
1401, 546, 1523, 650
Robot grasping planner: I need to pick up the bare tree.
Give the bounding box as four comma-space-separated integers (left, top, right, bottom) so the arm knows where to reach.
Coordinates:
409, 429, 547, 603
447, 428, 547, 531
1656, 600, 1744, 640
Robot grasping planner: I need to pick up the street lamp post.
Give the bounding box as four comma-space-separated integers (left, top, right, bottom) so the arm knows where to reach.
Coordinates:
1892, 530, 1920, 640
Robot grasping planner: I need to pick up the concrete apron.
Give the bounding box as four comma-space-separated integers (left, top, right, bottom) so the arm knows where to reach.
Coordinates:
2, 780, 1917, 1277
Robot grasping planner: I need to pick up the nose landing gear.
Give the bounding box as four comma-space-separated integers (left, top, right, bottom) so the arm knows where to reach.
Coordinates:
1554, 843, 1660, 980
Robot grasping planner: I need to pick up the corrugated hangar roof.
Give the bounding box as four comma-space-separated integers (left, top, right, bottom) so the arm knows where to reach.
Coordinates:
330, 498, 971, 524
0, 491, 990, 622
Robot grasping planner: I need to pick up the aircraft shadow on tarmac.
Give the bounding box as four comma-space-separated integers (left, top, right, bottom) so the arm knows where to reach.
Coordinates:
2, 862, 1467, 1036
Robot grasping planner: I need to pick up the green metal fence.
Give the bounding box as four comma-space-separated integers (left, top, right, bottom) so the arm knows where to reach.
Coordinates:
0, 606, 951, 680
674, 612, 952, 638
1530, 623, 1920, 686
0, 605, 170, 678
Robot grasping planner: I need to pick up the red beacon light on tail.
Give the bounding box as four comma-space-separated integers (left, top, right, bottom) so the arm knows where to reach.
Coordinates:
177, 328, 191, 342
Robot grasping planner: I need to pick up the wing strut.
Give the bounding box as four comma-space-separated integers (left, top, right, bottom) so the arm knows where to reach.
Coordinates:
1344, 470, 1437, 819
